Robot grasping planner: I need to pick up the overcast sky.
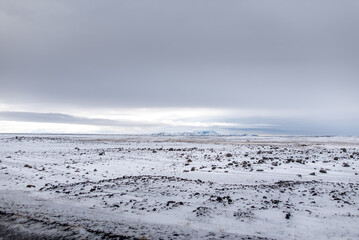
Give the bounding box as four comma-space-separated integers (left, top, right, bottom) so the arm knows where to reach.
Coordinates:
1, 0, 359, 135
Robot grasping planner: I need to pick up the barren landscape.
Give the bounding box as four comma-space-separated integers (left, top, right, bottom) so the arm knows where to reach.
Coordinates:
0, 134, 358, 239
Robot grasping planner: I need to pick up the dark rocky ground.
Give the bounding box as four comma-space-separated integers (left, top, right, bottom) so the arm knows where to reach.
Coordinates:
1, 135, 358, 239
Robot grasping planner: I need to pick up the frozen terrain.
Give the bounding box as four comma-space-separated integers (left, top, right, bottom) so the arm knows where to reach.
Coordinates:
0, 134, 358, 239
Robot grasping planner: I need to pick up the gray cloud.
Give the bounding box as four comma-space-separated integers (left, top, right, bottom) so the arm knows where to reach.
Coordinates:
0, 0, 359, 134
0, 111, 159, 127
0, 111, 259, 130
1, 110, 358, 136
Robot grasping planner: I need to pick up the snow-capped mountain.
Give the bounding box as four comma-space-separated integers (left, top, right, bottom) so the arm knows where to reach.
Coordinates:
152, 130, 219, 136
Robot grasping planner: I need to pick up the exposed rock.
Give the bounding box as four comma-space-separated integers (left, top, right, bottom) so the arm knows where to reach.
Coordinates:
24, 164, 33, 168
99, 151, 105, 156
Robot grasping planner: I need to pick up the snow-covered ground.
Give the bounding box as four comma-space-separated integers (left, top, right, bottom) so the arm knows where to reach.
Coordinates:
0, 134, 358, 239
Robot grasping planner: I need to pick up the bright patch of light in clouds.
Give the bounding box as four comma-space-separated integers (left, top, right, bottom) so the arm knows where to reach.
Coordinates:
1, 102, 358, 135
0, 104, 279, 134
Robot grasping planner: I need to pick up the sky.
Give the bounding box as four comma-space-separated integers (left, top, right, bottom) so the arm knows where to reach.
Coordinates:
1, 0, 359, 135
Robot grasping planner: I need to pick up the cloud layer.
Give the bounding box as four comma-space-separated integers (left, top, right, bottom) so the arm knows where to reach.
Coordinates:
1, 0, 359, 134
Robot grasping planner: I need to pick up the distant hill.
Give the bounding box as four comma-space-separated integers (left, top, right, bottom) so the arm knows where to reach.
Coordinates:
152, 131, 259, 137
152, 130, 219, 136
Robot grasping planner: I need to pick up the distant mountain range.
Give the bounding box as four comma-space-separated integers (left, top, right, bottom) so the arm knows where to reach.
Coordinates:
152, 131, 258, 136
152, 130, 219, 136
